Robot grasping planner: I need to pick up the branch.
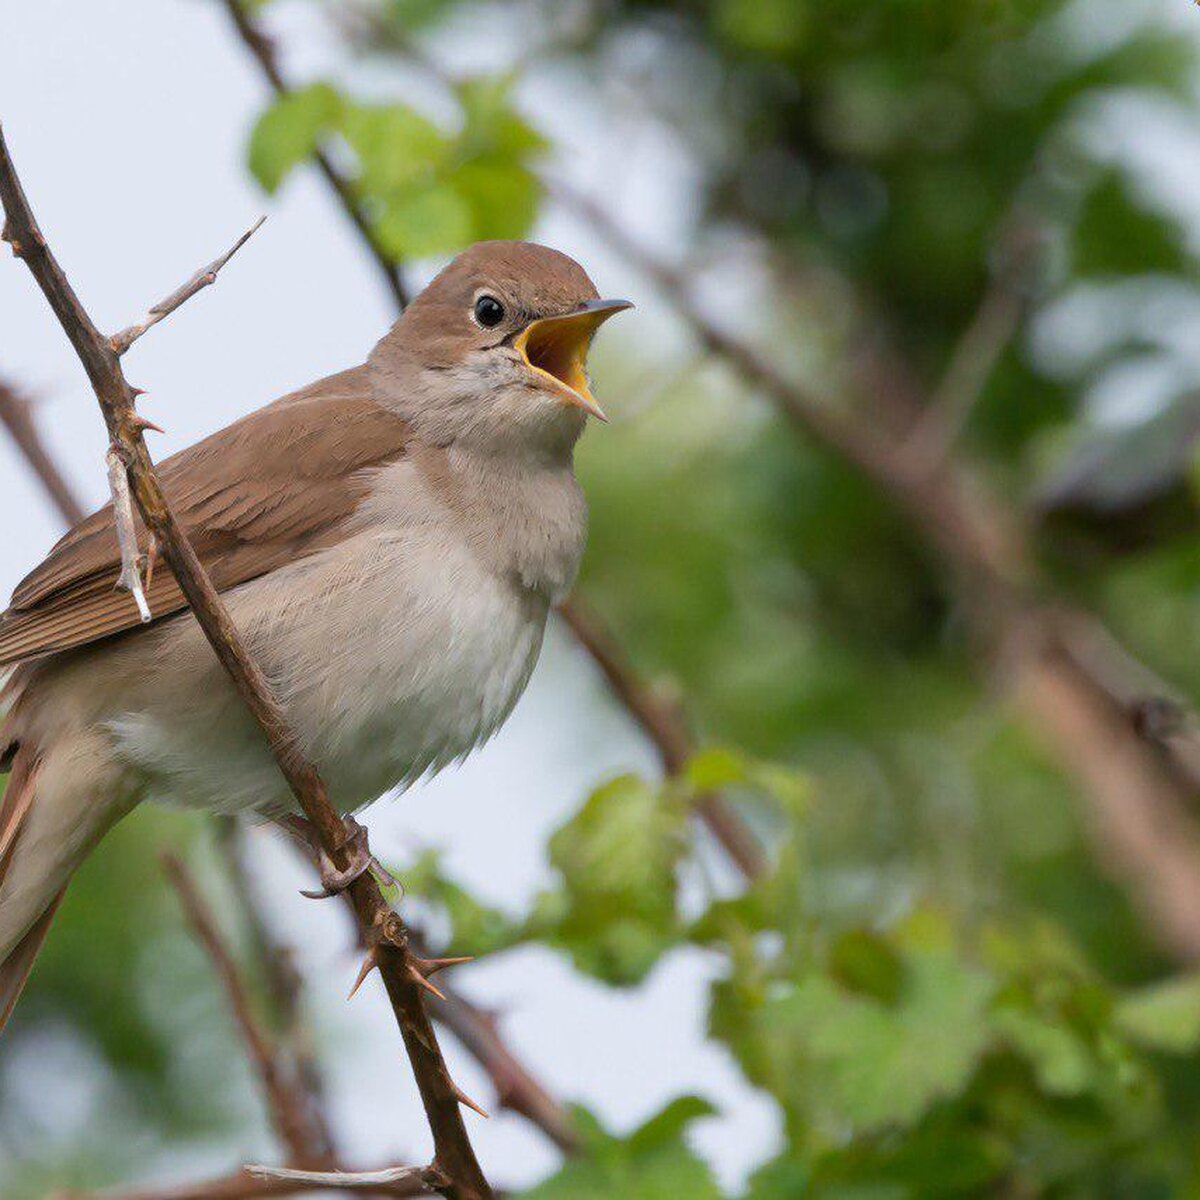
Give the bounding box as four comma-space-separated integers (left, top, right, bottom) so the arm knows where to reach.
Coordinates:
216, 1, 767, 885
904, 220, 1038, 470
63, 1164, 431, 1200
162, 852, 333, 1169
560, 597, 767, 879
215, 820, 338, 1164
219, 0, 409, 310
0, 376, 85, 525
0, 123, 491, 1200
109, 216, 266, 355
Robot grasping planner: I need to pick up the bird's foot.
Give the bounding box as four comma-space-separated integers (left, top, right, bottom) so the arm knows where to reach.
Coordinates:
284, 815, 397, 899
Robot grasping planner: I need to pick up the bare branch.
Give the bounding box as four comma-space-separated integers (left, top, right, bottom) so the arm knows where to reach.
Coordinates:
0, 376, 86, 525
162, 852, 332, 1169
246, 1164, 425, 1188
905, 221, 1039, 470
215, 819, 338, 1163
66, 1164, 432, 1200
0, 122, 492, 1200
110, 216, 266, 355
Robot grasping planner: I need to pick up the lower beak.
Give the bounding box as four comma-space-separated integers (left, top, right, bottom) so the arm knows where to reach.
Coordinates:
514, 299, 633, 422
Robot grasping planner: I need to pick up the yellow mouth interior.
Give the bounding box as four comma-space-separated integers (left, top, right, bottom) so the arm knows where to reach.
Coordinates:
515, 311, 597, 402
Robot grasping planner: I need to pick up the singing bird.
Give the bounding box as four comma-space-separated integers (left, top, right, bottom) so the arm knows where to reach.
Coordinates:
0, 240, 630, 1031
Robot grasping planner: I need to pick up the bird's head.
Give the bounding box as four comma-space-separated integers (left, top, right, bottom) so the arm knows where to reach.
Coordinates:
371, 240, 631, 456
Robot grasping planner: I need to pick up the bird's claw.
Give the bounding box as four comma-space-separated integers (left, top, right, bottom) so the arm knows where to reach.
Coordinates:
300, 816, 394, 899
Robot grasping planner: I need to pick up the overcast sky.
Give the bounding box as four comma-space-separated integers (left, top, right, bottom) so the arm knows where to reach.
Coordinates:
0, 0, 774, 1190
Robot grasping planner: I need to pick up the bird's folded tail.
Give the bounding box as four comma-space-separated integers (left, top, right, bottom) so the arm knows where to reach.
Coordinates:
0, 747, 67, 1035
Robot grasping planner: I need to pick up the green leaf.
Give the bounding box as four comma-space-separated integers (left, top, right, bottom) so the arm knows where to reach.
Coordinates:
456, 76, 548, 159
1116, 973, 1200, 1055
454, 162, 541, 242
340, 102, 447, 194
541, 774, 690, 985
717, 944, 994, 1134
373, 182, 474, 259
519, 1098, 720, 1200
398, 850, 526, 958
627, 1095, 717, 1156
248, 82, 342, 193
829, 929, 906, 1005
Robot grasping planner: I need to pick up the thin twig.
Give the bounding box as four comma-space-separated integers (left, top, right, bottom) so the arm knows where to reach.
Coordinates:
105, 443, 152, 624
0, 376, 85, 525
63, 1165, 431, 1200
162, 852, 332, 1169
246, 1165, 422, 1187
219, 0, 410, 310
110, 216, 267, 355
904, 221, 1038, 470
0, 122, 492, 1200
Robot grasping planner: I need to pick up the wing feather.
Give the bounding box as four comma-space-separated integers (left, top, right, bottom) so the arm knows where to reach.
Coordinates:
0, 366, 408, 666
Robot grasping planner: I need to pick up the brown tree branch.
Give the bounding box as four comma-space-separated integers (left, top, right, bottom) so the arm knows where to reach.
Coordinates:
0, 123, 491, 1200
162, 852, 334, 1170
215, 0, 767, 884
0, 376, 85, 525
214, 819, 339, 1164
219, 0, 409, 311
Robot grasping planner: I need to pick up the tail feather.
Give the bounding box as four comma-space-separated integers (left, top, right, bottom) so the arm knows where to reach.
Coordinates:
0, 748, 56, 1036
0, 888, 64, 1033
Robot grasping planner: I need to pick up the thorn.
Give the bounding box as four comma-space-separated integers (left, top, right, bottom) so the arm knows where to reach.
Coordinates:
130, 413, 165, 435
129, 385, 147, 397
407, 961, 447, 1002
412, 955, 474, 979
347, 947, 379, 1001
452, 1083, 490, 1119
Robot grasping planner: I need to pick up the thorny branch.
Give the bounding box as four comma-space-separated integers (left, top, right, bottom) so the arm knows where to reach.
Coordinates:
161, 852, 334, 1170
0, 123, 492, 1200
110, 216, 267, 355
217, 0, 767, 886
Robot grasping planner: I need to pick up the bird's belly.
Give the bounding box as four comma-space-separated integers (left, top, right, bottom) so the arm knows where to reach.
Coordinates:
105, 529, 549, 815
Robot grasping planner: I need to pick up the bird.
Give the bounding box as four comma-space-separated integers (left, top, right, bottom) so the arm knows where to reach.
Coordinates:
0, 239, 630, 1032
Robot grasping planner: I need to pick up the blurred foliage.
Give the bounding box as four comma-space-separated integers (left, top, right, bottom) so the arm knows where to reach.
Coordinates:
10, 0, 1200, 1195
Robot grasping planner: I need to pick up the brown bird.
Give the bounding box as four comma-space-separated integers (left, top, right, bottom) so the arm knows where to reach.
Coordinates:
0, 240, 630, 1031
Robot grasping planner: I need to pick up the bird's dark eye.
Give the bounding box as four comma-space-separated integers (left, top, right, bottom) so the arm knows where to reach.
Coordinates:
474, 294, 505, 328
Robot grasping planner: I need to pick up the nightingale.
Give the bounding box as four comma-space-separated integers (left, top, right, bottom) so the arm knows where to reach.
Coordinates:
0, 239, 630, 1031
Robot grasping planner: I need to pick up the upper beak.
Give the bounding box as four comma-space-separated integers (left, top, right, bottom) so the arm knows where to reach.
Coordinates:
513, 298, 633, 422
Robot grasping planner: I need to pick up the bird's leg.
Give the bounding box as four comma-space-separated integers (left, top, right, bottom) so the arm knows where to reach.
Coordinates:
280, 814, 398, 899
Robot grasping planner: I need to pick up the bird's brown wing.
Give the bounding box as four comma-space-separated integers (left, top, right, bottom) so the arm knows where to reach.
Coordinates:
0, 366, 410, 667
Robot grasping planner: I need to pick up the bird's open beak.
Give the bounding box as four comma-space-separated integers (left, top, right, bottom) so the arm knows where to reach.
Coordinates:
514, 299, 633, 422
